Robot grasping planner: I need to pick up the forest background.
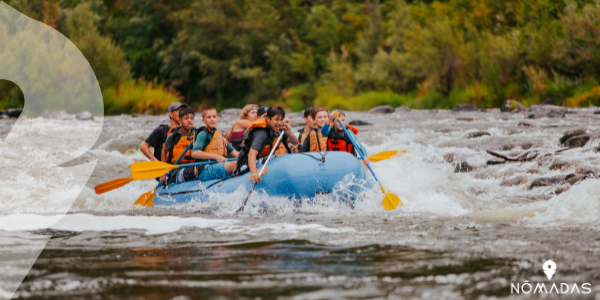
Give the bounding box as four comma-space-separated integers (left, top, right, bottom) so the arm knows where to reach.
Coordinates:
1, 0, 600, 114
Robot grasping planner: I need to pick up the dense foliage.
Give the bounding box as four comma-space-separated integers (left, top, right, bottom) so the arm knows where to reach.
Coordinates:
2, 0, 600, 113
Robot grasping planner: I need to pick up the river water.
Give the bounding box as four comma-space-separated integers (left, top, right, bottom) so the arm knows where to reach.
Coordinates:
2, 108, 600, 299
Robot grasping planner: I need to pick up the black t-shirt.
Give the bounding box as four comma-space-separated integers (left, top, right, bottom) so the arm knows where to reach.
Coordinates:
250, 130, 269, 151
145, 125, 171, 160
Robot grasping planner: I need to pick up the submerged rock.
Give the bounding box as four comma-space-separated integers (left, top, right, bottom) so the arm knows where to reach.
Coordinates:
500, 176, 531, 186
518, 122, 533, 127
564, 134, 591, 148
454, 162, 473, 173
528, 175, 566, 190
549, 161, 572, 171
528, 110, 566, 119
76, 111, 93, 121
594, 111, 600, 115
560, 128, 586, 144
395, 105, 411, 112
500, 100, 526, 113
467, 131, 490, 138
443, 153, 455, 163
565, 174, 587, 185
527, 104, 567, 119
453, 104, 478, 111
368, 105, 394, 114
487, 158, 506, 165
348, 120, 372, 126
521, 143, 533, 150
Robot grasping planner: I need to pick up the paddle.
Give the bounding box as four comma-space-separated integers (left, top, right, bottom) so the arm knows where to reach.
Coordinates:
234, 130, 285, 215
337, 117, 402, 211
368, 150, 407, 163
94, 177, 134, 194
131, 159, 237, 181
132, 136, 195, 207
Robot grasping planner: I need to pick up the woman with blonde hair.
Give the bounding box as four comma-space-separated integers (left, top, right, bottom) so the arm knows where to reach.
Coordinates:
226, 104, 259, 151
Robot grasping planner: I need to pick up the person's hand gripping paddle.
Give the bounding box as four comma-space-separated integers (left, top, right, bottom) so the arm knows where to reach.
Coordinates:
336, 115, 402, 210
235, 130, 285, 215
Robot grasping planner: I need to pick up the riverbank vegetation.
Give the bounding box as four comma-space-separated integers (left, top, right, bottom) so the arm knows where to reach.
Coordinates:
3, 0, 600, 113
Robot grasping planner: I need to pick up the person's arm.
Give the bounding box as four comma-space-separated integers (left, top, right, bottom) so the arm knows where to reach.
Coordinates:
283, 123, 298, 145
321, 124, 332, 137
142, 127, 164, 160
140, 142, 157, 161
248, 149, 260, 183
235, 119, 253, 130
226, 141, 239, 158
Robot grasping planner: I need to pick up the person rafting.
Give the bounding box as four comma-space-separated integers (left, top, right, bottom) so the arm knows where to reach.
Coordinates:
321, 110, 368, 163
294, 107, 315, 152
160, 106, 197, 181
256, 106, 269, 119
225, 104, 259, 151
140, 102, 186, 162
166, 107, 241, 183
299, 108, 329, 152
235, 106, 294, 183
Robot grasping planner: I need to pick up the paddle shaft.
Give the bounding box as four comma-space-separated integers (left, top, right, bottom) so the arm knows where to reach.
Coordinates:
235, 130, 285, 214
171, 158, 237, 170
337, 118, 381, 183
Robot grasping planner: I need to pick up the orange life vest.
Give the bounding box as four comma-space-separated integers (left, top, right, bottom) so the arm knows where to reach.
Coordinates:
308, 129, 328, 152
198, 127, 228, 157
166, 128, 197, 164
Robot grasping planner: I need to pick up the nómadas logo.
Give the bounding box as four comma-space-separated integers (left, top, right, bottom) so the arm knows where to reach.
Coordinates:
511, 259, 592, 295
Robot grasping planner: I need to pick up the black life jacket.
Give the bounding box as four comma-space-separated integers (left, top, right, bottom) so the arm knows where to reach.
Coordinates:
327, 127, 354, 154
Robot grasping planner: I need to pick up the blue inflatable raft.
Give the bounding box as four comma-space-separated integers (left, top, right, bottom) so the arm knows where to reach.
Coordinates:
153, 152, 373, 206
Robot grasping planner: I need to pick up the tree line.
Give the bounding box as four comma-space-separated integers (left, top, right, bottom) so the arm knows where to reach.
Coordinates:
2, 0, 600, 113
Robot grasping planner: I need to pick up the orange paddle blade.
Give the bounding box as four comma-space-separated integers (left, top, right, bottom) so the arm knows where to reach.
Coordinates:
94, 177, 133, 194
132, 189, 155, 208
368, 150, 407, 163
381, 186, 402, 211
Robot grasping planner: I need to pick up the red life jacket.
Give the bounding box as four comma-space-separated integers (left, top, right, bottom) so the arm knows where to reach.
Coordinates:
327, 127, 353, 154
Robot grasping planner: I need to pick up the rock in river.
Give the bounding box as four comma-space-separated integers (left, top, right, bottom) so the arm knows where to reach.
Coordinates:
454, 162, 473, 173
395, 105, 411, 112
528, 175, 566, 190
453, 104, 478, 111
76, 111, 94, 120
368, 105, 394, 114
564, 134, 591, 148
559, 128, 586, 144
500, 100, 526, 113
0, 108, 22, 118
349, 120, 372, 126
487, 158, 506, 165
467, 131, 491, 138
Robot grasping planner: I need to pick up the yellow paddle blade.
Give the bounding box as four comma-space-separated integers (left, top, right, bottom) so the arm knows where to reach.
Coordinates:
368, 150, 407, 162
130, 161, 178, 180
381, 186, 402, 211
94, 177, 133, 194
132, 189, 155, 208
